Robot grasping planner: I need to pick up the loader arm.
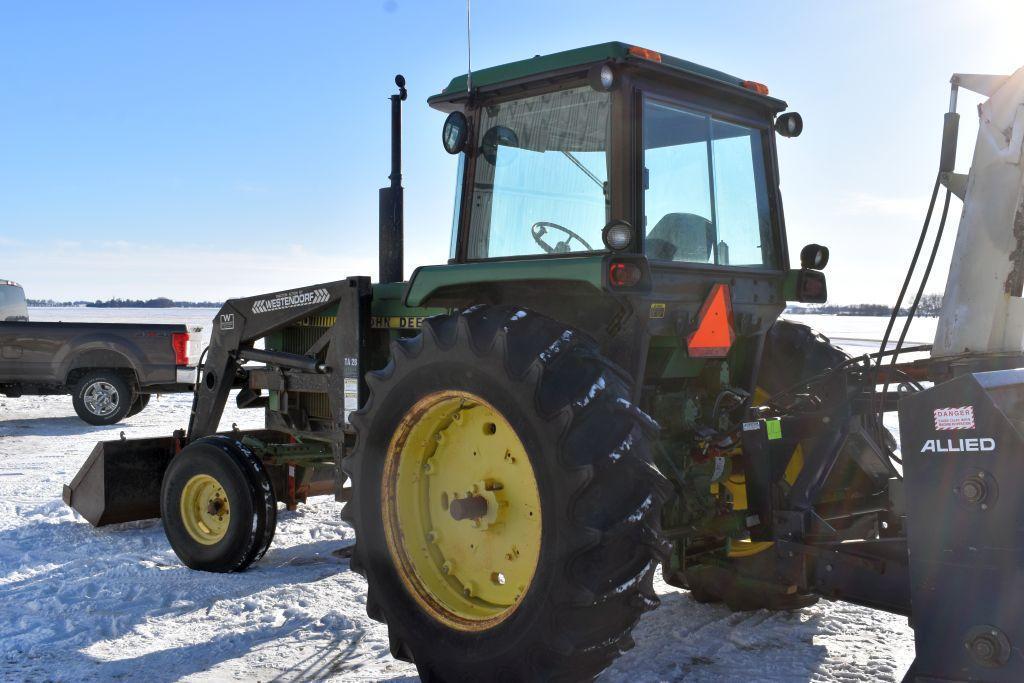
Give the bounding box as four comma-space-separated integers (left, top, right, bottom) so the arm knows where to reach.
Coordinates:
187, 279, 369, 440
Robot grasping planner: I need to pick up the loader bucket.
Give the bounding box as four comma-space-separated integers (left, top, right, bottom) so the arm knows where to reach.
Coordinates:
62, 435, 178, 526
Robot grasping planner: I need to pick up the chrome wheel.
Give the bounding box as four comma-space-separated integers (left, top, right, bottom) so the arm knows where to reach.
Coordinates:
83, 381, 120, 416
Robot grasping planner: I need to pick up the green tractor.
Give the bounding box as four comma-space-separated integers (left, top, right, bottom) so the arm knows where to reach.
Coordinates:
66, 43, 902, 681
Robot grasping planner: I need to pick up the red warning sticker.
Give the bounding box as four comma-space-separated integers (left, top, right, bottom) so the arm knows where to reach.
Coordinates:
933, 406, 975, 431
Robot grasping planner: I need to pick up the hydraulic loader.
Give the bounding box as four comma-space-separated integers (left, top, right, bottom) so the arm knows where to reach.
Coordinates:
64, 43, 1024, 682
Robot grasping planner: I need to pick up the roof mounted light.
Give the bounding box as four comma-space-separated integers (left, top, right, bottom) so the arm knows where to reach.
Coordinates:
775, 112, 803, 138
741, 80, 770, 96
628, 46, 662, 63
588, 63, 618, 92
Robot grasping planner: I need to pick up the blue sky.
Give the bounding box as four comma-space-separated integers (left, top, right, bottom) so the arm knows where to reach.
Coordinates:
1, 1, 1020, 302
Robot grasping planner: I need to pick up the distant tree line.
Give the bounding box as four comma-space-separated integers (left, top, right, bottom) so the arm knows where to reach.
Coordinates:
786, 294, 943, 317
27, 298, 223, 308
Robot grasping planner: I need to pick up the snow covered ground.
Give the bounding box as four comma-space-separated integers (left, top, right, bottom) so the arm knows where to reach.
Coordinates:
0, 309, 919, 682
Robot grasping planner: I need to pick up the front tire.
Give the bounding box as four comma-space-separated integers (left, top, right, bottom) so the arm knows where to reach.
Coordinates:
344, 306, 672, 681
160, 436, 277, 572
72, 370, 134, 425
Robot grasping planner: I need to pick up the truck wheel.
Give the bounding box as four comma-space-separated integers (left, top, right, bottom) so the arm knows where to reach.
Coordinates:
127, 393, 151, 417
344, 306, 672, 681
161, 436, 277, 572
72, 370, 135, 425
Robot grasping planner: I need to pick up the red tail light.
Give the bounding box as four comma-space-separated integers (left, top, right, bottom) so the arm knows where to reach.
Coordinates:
608, 262, 642, 288
171, 332, 190, 366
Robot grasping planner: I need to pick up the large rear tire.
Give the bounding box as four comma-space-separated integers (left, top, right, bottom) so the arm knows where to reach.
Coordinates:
161, 436, 277, 572
344, 306, 672, 681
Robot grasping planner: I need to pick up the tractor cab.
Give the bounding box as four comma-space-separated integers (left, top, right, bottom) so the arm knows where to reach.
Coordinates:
414, 42, 822, 383
428, 42, 786, 270
429, 43, 794, 270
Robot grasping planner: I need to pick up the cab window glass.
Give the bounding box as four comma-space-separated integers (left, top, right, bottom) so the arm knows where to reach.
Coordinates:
643, 98, 774, 267
467, 87, 611, 259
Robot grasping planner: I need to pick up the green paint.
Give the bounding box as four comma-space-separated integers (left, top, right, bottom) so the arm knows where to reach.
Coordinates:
371, 281, 446, 318
429, 42, 758, 104
783, 270, 800, 300
766, 418, 783, 441
404, 256, 605, 307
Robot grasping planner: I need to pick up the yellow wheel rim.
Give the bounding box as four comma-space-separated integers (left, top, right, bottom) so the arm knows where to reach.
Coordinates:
382, 390, 542, 632
180, 474, 231, 545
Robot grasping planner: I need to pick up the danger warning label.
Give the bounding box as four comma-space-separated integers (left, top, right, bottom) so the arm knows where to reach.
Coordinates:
933, 406, 975, 431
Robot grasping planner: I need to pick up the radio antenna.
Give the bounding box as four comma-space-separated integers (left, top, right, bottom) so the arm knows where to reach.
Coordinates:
466, 0, 473, 93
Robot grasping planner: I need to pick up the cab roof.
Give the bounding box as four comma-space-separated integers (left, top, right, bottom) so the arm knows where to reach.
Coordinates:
428, 41, 786, 111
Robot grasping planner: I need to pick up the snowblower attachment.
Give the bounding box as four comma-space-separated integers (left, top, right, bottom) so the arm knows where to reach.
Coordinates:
899, 369, 1024, 680
62, 434, 179, 526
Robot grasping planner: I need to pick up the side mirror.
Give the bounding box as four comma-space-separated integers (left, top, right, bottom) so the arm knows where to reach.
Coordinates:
775, 112, 803, 138
442, 111, 469, 154
800, 243, 829, 270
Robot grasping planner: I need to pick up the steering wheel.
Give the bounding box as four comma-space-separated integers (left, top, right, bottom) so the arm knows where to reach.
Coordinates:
530, 222, 594, 254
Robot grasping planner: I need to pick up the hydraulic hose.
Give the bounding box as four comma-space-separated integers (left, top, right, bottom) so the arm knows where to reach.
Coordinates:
871, 182, 954, 464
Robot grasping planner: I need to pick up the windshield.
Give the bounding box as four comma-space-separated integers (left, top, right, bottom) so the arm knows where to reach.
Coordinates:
465, 87, 611, 259
643, 97, 775, 267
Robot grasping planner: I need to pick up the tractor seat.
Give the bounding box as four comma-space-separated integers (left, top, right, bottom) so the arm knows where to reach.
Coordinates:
646, 213, 714, 263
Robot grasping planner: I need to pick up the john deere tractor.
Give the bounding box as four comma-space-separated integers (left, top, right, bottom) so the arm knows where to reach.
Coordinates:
67, 43, 1024, 682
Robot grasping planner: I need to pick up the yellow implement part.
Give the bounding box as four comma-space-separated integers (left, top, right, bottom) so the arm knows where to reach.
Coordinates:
382, 391, 542, 631
179, 474, 231, 545
725, 388, 804, 559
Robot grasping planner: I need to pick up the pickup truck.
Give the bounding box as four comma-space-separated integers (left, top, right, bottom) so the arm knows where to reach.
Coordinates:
0, 280, 203, 424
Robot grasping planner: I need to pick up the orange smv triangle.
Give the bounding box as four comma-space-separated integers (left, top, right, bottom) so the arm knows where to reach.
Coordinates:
686, 283, 736, 358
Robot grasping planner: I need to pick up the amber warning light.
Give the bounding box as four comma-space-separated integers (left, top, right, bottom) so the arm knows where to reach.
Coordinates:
628, 46, 662, 63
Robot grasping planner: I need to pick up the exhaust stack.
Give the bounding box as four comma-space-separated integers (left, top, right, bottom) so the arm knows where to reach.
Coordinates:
379, 74, 407, 284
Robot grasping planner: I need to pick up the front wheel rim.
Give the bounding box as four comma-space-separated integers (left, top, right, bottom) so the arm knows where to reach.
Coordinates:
180, 474, 231, 545
382, 390, 542, 632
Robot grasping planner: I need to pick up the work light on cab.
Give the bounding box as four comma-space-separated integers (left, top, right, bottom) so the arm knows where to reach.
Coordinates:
775, 112, 804, 138
602, 220, 633, 250
588, 63, 618, 92
800, 243, 829, 270
442, 111, 469, 154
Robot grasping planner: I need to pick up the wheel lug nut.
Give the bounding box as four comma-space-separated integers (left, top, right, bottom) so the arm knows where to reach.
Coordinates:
442, 561, 453, 575
427, 530, 439, 543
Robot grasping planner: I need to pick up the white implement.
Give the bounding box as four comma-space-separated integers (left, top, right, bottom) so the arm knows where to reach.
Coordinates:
933, 68, 1024, 357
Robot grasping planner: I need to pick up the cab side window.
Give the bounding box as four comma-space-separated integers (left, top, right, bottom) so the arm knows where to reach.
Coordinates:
643, 98, 774, 267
